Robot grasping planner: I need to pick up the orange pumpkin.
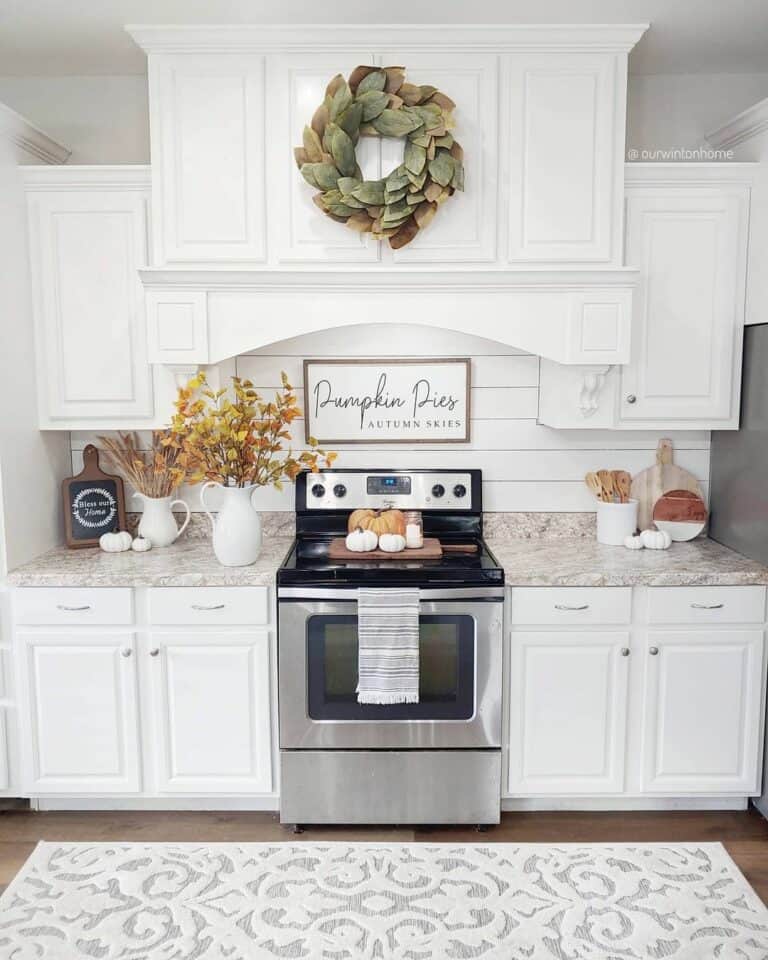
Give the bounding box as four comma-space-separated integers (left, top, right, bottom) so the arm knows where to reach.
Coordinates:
347, 508, 406, 536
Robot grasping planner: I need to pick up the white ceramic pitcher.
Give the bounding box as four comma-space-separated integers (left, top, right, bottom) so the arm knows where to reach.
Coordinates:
134, 492, 191, 547
200, 482, 263, 567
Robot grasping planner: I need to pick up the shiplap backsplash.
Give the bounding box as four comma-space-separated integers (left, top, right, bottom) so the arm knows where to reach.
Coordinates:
70, 324, 710, 513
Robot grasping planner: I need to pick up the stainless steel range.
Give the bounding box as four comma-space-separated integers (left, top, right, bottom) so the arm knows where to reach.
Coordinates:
277, 469, 504, 828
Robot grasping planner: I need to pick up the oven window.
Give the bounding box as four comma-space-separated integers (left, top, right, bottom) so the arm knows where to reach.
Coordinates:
307, 614, 475, 720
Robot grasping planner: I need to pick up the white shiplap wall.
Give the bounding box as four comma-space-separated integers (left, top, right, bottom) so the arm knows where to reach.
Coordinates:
71, 324, 710, 512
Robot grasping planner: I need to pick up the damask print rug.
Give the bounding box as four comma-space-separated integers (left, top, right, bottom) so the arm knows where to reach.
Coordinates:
0, 841, 767, 959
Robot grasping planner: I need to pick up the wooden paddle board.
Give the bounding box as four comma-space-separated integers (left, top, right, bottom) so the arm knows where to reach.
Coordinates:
328, 537, 443, 562
630, 439, 704, 532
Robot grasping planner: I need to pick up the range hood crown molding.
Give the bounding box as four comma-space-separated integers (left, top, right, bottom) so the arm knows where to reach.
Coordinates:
126, 23, 649, 54
141, 266, 638, 369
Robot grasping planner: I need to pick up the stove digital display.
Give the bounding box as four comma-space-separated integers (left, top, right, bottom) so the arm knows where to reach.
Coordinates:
367, 475, 411, 495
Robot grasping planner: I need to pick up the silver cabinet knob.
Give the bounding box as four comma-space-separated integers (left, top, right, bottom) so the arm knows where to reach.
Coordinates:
626, 395, 637, 404
649, 646, 659, 656
620, 647, 630, 657
149, 648, 160, 658
121, 648, 132, 658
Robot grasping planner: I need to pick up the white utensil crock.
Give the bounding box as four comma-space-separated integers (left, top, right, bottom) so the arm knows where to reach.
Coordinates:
134, 493, 191, 547
596, 499, 639, 545
201, 482, 263, 567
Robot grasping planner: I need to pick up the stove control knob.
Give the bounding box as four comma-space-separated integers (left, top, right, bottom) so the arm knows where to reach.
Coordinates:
310, 483, 326, 498
333, 483, 347, 499
431, 483, 446, 499
453, 483, 467, 499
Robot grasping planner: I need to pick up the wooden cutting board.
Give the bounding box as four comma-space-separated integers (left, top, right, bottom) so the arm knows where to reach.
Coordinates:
631, 439, 704, 531
329, 537, 443, 562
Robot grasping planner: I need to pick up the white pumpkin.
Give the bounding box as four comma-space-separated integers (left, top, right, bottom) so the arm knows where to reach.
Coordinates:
131, 536, 152, 552
624, 534, 644, 550
345, 527, 378, 552
640, 528, 672, 550
99, 530, 133, 553
378, 533, 407, 553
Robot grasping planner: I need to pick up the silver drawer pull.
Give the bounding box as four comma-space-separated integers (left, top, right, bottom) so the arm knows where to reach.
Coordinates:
191, 603, 226, 611
690, 602, 724, 610
620, 647, 630, 657
554, 604, 589, 612
56, 604, 92, 612
149, 648, 160, 658
649, 646, 659, 656
121, 648, 132, 658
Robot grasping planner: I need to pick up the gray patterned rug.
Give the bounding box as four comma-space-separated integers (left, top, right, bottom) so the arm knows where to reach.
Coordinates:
0, 841, 766, 958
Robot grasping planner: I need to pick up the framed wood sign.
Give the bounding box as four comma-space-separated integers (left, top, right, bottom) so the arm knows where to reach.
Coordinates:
303, 358, 471, 444
62, 444, 127, 548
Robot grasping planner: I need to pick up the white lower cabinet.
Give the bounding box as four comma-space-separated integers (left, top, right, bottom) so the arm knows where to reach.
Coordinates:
148, 631, 272, 794
20, 632, 141, 794
508, 631, 629, 795
641, 630, 764, 794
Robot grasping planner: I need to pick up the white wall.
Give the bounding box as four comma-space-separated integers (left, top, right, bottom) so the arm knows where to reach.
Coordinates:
0, 141, 71, 575
1, 72, 767, 163
0, 76, 148, 163
71, 324, 710, 514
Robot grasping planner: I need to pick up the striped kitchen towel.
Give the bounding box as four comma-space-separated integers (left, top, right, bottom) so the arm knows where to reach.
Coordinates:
357, 587, 420, 705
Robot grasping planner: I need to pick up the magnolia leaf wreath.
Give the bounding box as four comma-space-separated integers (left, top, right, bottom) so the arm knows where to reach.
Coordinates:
294, 65, 464, 249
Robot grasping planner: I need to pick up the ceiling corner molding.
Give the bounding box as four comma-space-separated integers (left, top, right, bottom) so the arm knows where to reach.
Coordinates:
125, 23, 648, 54
0, 102, 71, 165
706, 97, 768, 150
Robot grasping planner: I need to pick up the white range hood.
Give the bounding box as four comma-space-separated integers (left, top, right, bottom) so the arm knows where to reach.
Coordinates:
129, 24, 646, 366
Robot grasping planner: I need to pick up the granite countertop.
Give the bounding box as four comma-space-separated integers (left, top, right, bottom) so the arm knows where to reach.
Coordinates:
487, 536, 768, 587
5, 537, 294, 588
6, 529, 768, 590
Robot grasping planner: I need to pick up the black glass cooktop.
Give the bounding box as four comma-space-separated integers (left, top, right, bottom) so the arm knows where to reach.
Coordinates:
277, 537, 504, 588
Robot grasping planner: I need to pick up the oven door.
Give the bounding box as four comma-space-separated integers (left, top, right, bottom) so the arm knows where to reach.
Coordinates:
278, 586, 503, 749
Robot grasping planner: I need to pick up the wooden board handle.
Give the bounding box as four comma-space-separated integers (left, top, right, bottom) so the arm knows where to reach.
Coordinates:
656, 438, 673, 466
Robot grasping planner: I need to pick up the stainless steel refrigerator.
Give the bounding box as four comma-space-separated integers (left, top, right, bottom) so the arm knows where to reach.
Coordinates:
710, 323, 768, 815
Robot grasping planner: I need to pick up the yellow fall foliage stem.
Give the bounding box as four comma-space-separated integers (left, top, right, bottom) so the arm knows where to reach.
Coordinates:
166, 371, 337, 489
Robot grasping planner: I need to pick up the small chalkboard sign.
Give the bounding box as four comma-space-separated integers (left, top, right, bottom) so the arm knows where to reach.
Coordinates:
62, 444, 127, 548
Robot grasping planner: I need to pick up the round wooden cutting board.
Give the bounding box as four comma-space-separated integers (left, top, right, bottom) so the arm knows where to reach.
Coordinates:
630, 439, 704, 531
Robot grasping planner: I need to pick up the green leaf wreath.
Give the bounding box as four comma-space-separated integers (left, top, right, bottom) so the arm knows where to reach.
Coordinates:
294, 65, 465, 249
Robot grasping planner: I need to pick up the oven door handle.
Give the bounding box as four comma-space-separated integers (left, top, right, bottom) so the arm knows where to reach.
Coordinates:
277, 585, 505, 601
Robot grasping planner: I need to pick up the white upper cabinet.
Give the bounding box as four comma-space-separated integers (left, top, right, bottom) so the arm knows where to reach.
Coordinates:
24, 167, 159, 429
265, 53, 380, 264
506, 53, 626, 264
620, 169, 750, 428
148, 54, 267, 266
379, 52, 499, 264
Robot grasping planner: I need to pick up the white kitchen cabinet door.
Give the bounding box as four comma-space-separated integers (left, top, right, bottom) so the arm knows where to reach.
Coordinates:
148, 632, 272, 794
508, 632, 629, 795
149, 54, 266, 266
378, 52, 498, 263
506, 53, 625, 264
641, 631, 764, 794
20, 633, 140, 794
266, 54, 380, 264
620, 186, 749, 427
25, 171, 156, 428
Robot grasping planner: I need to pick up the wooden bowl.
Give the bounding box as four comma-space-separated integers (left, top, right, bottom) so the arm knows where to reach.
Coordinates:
652, 489, 708, 541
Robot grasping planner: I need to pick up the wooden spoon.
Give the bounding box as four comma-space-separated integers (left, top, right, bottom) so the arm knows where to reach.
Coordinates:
585, 472, 604, 502
612, 470, 631, 504
597, 469, 615, 503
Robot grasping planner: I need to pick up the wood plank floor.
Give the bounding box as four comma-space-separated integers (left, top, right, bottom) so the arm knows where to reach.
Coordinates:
1, 809, 768, 903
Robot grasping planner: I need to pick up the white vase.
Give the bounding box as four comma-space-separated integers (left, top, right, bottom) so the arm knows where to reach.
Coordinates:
134, 493, 191, 547
200, 482, 263, 566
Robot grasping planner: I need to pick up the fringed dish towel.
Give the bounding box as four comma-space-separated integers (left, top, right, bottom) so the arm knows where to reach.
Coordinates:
357, 587, 420, 704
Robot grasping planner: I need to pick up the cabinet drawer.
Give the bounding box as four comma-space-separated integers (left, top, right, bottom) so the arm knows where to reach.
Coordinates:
648, 587, 766, 625
148, 587, 269, 626
14, 588, 133, 626
509, 587, 632, 626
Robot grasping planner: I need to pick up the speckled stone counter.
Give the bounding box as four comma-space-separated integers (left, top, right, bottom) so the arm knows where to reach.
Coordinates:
487, 536, 768, 587
6, 537, 294, 588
